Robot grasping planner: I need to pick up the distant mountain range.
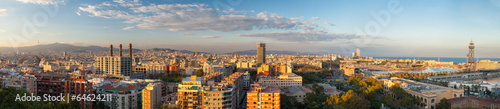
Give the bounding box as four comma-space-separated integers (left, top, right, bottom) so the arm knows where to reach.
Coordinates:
0, 43, 192, 54
147, 48, 210, 54
0, 43, 332, 55
0, 43, 108, 53
227, 50, 321, 55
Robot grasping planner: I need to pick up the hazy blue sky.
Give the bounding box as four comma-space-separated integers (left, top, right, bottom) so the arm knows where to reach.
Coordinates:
1, 0, 500, 57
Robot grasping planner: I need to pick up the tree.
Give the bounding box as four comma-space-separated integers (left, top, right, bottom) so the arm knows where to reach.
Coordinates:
466, 86, 471, 96
195, 69, 203, 76
435, 98, 451, 109
339, 90, 370, 109
400, 96, 414, 108
248, 70, 258, 81
56, 95, 80, 109
304, 92, 329, 108
304, 93, 318, 104
312, 83, 324, 94
280, 94, 304, 109
0, 87, 56, 108
93, 103, 109, 109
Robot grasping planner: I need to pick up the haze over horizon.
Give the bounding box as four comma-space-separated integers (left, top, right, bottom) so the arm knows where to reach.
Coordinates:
1, 0, 500, 58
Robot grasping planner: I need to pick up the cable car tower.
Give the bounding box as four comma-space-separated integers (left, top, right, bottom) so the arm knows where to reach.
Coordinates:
467, 41, 476, 72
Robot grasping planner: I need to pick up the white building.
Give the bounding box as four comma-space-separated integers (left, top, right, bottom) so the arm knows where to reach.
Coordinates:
237, 61, 256, 69
243, 71, 251, 90
95, 56, 132, 76
144, 63, 167, 74
258, 73, 302, 88
184, 67, 194, 75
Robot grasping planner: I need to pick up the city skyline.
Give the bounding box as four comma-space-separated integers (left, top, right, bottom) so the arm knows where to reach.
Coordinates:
1, 0, 500, 57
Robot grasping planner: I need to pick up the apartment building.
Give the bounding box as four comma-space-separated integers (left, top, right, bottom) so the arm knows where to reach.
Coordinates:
247, 84, 280, 109
97, 82, 142, 109
243, 72, 251, 90
36, 74, 67, 98
177, 75, 204, 109
201, 82, 237, 109
63, 75, 94, 109
258, 73, 302, 88
221, 72, 245, 108
143, 82, 163, 109
95, 56, 132, 76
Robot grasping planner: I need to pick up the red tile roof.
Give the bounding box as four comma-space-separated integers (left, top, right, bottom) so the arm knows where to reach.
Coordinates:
99, 83, 140, 91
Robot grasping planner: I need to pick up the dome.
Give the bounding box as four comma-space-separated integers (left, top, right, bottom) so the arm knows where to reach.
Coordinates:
470, 41, 474, 45
469, 45, 475, 49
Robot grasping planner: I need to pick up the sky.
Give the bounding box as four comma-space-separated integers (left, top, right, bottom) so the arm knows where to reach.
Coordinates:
0, 0, 500, 58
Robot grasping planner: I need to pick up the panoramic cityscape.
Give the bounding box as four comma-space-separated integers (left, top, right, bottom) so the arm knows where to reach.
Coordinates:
1, 0, 500, 109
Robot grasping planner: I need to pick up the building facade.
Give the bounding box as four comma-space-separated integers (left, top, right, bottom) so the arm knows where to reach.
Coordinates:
258, 73, 302, 88
97, 83, 142, 109
177, 76, 204, 109
36, 75, 66, 98
247, 84, 280, 109
448, 96, 500, 109
383, 77, 464, 109
63, 76, 94, 109
143, 82, 163, 109
95, 56, 132, 76
201, 82, 237, 109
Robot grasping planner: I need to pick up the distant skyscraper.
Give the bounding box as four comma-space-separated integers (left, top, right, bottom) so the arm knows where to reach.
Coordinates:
467, 41, 476, 71
257, 43, 266, 65
356, 48, 360, 57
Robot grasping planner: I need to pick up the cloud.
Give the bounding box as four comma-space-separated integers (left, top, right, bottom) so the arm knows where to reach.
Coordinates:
78, 1, 322, 32
324, 21, 335, 26
181, 32, 195, 35
238, 31, 368, 43
0, 9, 6, 16
113, 0, 141, 7
198, 36, 221, 39
311, 17, 319, 20
16, 0, 64, 5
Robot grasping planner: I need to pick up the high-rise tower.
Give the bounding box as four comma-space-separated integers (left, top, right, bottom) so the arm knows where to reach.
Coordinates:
467, 41, 476, 71
356, 48, 361, 57
257, 43, 266, 65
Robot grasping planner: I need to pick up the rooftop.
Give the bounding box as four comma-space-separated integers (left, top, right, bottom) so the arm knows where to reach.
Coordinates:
448, 96, 500, 104
182, 75, 203, 82
99, 82, 141, 92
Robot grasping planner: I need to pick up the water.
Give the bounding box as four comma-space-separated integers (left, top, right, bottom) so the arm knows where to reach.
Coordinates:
476, 76, 500, 85
373, 57, 500, 63
374, 68, 460, 74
